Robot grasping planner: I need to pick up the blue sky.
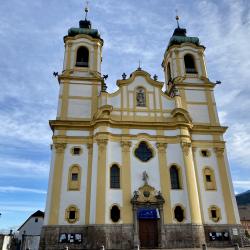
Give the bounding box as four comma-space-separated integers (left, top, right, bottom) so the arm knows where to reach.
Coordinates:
0, 0, 249, 231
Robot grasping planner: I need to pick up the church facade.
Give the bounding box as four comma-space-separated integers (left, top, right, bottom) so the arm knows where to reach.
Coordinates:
39, 13, 243, 250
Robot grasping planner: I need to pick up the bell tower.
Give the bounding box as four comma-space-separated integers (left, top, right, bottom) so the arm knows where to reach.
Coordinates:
162, 16, 220, 127
57, 6, 103, 121
162, 16, 208, 85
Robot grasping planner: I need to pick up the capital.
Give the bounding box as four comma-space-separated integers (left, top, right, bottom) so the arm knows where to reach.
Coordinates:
87, 143, 93, 150
67, 42, 73, 48
96, 139, 108, 151
54, 143, 67, 153
214, 147, 224, 157
156, 143, 167, 153
120, 141, 132, 152
181, 141, 191, 156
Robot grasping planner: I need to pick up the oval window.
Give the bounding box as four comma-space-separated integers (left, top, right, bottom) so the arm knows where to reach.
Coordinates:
110, 205, 120, 222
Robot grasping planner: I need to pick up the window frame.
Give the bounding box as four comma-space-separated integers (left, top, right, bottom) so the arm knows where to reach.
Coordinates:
110, 164, 121, 189
65, 205, 79, 224
169, 165, 182, 190
110, 204, 121, 223
68, 165, 81, 191
208, 205, 221, 222
203, 167, 216, 191
173, 204, 185, 223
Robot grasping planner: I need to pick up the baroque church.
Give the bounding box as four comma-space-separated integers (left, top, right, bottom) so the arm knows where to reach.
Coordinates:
39, 9, 243, 250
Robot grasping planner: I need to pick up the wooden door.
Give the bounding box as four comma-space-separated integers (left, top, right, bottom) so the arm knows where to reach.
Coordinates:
139, 219, 158, 248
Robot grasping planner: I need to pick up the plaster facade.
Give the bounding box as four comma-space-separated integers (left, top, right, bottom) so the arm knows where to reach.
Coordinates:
40, 13, 244, 250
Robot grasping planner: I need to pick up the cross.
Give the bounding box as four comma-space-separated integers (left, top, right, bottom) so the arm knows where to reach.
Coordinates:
175, 9, 180, 28
84, 1, 89, 20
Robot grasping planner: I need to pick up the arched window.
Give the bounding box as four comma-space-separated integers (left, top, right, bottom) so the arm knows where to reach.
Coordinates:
110, 205, 120, 222
170, 165, 181, 189
68, 165, 81, 191
76, 46, 89, 67
174, 205, 184, 222
203, 167, 216, 190
136, 87, 146, 107
110, 164, 120, 189
184, 54, 196, 73
167, 62, 171, 82
65, 205, 79, 224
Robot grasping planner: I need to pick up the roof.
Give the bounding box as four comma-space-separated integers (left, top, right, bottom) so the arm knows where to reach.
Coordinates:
67, 19, 101, 39
18, 210, 44, 231
167, 27, 204, 50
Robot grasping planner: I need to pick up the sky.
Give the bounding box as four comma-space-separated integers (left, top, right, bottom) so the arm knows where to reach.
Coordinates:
0, 0, 249, 231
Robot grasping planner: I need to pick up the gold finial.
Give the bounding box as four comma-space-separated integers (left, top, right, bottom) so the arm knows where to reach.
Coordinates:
84, 1, 89, 20
175, 9, 180, 28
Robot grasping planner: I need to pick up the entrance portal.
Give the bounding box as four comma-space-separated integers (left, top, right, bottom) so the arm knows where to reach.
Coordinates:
139, 219, 158, 248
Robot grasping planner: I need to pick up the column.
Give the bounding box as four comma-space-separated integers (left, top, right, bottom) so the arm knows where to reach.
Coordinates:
48, 143, 66, 225
66, 42, 72, 70
181, 141, 202, 224
156, 142, 172, 224
85, 143, 93, 224
95, 139, 108, 224
198, 51, 207, 78
214, 147, 237, 224
121, 141, 133, 223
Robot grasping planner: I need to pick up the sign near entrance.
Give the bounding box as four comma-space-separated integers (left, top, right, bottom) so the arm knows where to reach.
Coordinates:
137, 208, 159, 219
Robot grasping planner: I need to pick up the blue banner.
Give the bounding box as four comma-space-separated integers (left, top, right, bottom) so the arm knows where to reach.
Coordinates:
137, 208, 159, 219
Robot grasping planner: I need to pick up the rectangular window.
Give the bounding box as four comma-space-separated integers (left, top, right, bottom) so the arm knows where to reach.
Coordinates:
201, 150, 210, 157
71, 173, 78, 181
206, 175, 212, 182
69, 211, 76, 220
35, 218, 38, 222
211, 209, 217, 218
73, 147, 81, 155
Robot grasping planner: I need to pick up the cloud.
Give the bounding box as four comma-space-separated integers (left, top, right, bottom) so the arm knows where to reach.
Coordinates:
0, 202, 44, 213
0, 157, 49, 178
233, 180, 250, 190
0, 186, 46, 194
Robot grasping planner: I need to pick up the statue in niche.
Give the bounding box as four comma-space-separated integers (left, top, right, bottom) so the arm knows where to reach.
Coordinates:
136, 87, 146, 107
